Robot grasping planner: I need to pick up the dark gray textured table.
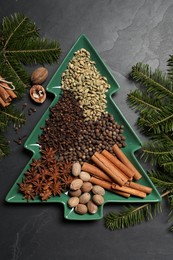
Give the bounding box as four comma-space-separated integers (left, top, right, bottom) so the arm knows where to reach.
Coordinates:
1, 1, 173, 259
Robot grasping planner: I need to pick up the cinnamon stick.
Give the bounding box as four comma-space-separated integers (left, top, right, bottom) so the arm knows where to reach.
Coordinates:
0, 77, 17, 99
0, 96, 10, 107
90, 176, 130, 198
126, 181, 152, 194
102, 149, 135, 179
112, 183, 146, 198
81, 162, 112, 182
112, 144, 142, 180
91, 152, 128, 186
0, 85, 11, 103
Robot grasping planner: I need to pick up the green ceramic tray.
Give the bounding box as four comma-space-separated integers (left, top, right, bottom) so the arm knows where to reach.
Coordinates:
6, 34, 161, 220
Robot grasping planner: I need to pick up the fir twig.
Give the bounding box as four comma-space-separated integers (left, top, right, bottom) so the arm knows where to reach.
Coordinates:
0, 13, 61, 158
130, 63, 173, 101
104, 203, 161, 230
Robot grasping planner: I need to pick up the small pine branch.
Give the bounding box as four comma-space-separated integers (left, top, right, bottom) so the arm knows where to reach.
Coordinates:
104, 203, 161, 230
0, 133, 10, 158
141, 136, 173, 167
1, 13, 39, 49
149, 171, 173, 193
127, 89, 162, 115
6, 37, 61, 65
0, 105, 25, 129
130, 63, 173, 101
137, 105, 173, 134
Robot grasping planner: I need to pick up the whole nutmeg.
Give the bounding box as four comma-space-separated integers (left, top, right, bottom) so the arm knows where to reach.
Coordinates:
75, 204, 88, 215
92, 194, 104, 206
81, 182, 93, 193
31, 67, 48, 84
69, 189, 82, 197
87, 200, 98, 214
68, 197, 79, 208
92, 185, 105, 196
79, 171, 91, 181
30, 85, 46, 103
79, 192, 91, 204
72, 162, 81, 177
70, 179, 83, 191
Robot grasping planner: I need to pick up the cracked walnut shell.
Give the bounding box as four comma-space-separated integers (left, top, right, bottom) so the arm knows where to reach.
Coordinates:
30, 85, 46, 103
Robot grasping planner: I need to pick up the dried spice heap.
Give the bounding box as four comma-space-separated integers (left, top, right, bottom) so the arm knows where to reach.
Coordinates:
61, 48, 110, 121
19, 147, 73, 201
38, 90, 126, 163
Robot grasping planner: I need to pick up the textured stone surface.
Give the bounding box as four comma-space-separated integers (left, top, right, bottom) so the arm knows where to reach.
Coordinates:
1, 1, 173, 259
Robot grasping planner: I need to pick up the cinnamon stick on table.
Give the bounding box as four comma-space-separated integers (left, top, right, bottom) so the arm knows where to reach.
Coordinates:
112, 144, 142, 180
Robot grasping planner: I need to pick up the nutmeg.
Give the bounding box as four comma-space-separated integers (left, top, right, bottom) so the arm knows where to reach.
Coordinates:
68, 189, 82, 197
30, 85, 46, 103
79, 192, 91, 204
31, 67, 48, 84
75, 204, 88, 215
81, 182, 93, 193
92, 194, 104, 206
72, 161, 81, 176
68, 197, 79, 208
70, 179, 83, 191
79, 171, 91, 181
92, 185, 105, 196
87, 200, 98, 214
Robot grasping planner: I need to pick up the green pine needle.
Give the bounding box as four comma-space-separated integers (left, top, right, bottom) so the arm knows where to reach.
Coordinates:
104, 203, 161, 230
130, 63, 173, 101
0, 13, 61, 159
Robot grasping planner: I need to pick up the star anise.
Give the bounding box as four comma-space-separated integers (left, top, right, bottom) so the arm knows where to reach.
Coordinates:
40, 188, 52, 201
50, 182, 62, 196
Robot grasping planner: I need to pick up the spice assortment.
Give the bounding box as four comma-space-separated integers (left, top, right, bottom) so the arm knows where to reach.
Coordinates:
61, 48, 110, 121
9, 39, 159, 220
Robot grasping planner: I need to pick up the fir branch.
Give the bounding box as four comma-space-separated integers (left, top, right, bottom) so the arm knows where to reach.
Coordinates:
104, 203, 161, 230
141, 137, 173, 167
0, 105, 25, 129
137, 105, 173, 134
130, 63, 173, 101
149, 171, 173, 193
127, 89, 162, 115
0, 133, 10, 158
2, 13, 39, 49
5, 37, 61, 65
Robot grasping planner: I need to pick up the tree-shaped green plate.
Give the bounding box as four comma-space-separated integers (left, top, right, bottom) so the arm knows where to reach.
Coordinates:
5, 34, 161, 220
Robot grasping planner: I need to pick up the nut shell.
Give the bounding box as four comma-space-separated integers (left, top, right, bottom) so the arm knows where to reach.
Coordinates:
31, 67, 48, 84
30, 85, 46, 103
